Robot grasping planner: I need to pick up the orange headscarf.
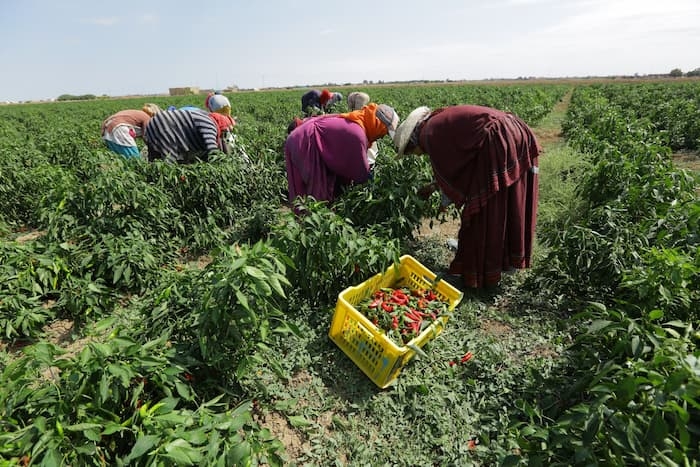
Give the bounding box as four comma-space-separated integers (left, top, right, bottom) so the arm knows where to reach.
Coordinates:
339, 103, 396, 143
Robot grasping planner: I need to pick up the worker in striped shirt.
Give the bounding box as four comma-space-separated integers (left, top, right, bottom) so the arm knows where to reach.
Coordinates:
143, 109, 235, 164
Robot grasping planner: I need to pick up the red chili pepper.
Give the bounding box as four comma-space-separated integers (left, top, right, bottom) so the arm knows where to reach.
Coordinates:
391, 315, 399, 329
391, 290, 409, 305
368, 298, 383, 309
425, 290, 438, 301
382, 302, 394, 313
460, 352, 474, 363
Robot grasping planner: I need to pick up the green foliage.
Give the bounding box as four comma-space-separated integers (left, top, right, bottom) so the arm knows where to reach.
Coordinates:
56, 94, 98, 101
508, 303, 700, 466
1, 81, 698, 465
196, 242, 294, 376
135, 152, 284, 236
80, 231, 163, 294
271, 201, 401, 306
620, 246, 700, 320
333, 148, 447, 240
41, 161, 181, 247
515, 81, 700, 465
137, 241, 297, 381
0, 335, 285, 466
0, 240, 68, 338
538, 83, 700, 310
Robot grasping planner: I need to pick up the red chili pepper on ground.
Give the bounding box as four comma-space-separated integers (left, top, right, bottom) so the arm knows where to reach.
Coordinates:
460, 352, 474, 363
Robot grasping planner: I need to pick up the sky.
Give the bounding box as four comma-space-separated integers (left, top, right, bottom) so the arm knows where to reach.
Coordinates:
1, 0, 699, 102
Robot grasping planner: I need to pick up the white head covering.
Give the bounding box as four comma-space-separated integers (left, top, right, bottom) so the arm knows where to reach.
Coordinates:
206, 94, 231, 115
393, 106, 431, 156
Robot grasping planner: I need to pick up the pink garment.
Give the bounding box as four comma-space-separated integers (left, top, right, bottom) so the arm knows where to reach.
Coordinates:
285, 115, 370, 204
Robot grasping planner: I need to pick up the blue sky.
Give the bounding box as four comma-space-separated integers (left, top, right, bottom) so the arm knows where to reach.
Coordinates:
1, 0, 699, 102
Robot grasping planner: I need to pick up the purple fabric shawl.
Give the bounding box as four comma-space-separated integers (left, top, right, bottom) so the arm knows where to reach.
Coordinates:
285, 116, 369, 203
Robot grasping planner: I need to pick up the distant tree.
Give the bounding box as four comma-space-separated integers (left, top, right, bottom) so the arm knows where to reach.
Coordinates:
669, 68, 683, 77
56, 94, 97, 101
686, 68, 700, 77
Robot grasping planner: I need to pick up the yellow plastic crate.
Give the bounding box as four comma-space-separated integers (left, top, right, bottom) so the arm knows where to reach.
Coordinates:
329, 255, 464, 388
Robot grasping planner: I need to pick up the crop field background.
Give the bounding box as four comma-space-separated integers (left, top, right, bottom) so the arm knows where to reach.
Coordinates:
0, 80, 698, 466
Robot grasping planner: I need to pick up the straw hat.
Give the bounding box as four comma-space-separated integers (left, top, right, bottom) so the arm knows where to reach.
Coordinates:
393, 106, 431, 156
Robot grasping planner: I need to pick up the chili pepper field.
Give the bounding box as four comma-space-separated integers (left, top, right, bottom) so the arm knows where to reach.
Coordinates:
0, 79, 698, 466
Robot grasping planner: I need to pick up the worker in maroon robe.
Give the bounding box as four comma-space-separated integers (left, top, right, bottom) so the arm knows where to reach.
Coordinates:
393, 105, 542, 289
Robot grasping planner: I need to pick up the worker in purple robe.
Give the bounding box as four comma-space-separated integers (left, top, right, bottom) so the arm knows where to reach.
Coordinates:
285, 103, 399, 206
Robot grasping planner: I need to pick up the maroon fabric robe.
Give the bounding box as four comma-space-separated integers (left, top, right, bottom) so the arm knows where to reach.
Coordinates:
418, 105, 542, 288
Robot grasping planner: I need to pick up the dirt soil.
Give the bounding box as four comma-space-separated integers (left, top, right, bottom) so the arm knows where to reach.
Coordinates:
672, 150, 700, 173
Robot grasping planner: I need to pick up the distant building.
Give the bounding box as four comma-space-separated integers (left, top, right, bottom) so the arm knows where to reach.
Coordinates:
169, 87, 200, 96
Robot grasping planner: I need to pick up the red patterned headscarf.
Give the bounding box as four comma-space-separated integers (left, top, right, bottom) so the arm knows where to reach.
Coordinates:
208, 113, 235, 138
320, 89, 332, 106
